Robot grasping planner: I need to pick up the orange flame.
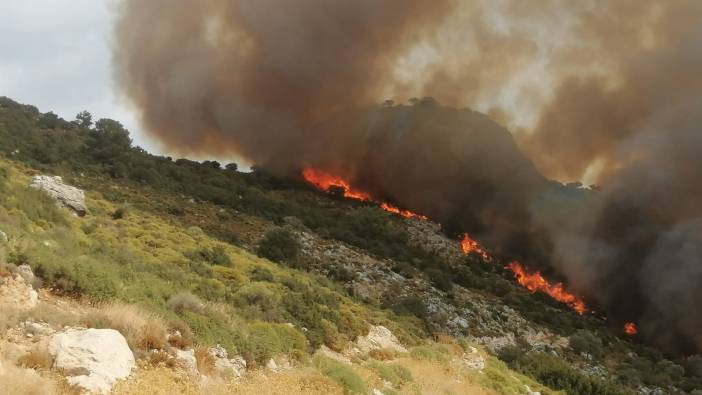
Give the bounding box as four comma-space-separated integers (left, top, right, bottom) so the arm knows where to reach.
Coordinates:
624, 322, 638, 335
460, 233, 491, 261
302, 168, 427, 220
506, 262, 587, 315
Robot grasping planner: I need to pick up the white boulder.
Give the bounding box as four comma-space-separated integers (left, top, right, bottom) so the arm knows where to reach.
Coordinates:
49, 328, 135, 393
349, 326, 407, 356
30, 175, 87, 216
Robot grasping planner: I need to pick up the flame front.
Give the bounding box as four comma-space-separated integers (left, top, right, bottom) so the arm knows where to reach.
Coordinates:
302, 167, 588, 316
457, 232, 587, 315
302, 168, 426, 220
624, 322, 638, 335
302, 168, 371, 201
460, 233, 491, 261
506, 262, 587, 315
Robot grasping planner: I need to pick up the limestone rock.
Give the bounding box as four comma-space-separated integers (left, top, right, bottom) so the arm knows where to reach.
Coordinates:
266, 358, 278, 371
459, 347, 485, 371
16, 264, 35, 286
316, 345, 352, 365
174, 348, 198, 373
208, 345, 246, 378
350, 326, 407, 356
49, 328, 135, 393
30, 175, 87, 216
0, 270, 38, 310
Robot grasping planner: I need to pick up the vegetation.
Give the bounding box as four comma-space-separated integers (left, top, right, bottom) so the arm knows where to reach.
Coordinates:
0, 96, 698, 394
313, 355, 367, 394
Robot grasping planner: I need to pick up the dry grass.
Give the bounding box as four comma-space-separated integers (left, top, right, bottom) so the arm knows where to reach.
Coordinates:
147, 350, 178, 369
18, 346, 53, 370
209, 369, 343, 395
168, 320, 194, 349
194, 345, 216, 376
368, 348, 396, 361
83, 302, 168, 351
113, 364, 200, 395
399, 356, 494, 395
0, 356, 57, 395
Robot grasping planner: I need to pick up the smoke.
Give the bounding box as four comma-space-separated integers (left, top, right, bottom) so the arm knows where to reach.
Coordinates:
114, 1, 702, 354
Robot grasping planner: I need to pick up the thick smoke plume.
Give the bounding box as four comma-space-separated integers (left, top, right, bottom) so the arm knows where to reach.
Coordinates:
114, 1, 702, 355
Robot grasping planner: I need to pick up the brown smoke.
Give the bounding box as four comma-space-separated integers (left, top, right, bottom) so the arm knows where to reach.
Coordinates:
114, 1, 702, 355
113, 0, 456, 166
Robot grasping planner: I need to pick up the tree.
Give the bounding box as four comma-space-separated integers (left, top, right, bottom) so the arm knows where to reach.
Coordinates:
225, 162, 238, 172
88, 118, 132, 162
75, 111, 93, 128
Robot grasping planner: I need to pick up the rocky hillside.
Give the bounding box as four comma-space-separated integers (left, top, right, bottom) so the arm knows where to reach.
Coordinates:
0, 96, 701, 394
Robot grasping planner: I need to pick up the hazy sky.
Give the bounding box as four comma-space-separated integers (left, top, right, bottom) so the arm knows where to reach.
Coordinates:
0, 0, 156, 151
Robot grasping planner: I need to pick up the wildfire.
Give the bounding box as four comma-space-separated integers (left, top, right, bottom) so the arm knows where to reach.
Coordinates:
506, 262, 588, 315
302, 168, 371, 201
624, 322, 638, 335
302, 168, 427, 220
460, 233, 491, 261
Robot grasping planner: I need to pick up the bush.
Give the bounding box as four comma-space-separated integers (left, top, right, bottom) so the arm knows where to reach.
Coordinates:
188, 246, 232, 267
167, 291, 205, 314
425, 268, 453, 292
313, 355, 367, 394
569, 329, 603, 358
510, 352, 632, 395
366, 361, 413, 387
257, 228, 300, 263
84, 302, 167, 351
241, 322, 307, 365
111, 206, 128, 220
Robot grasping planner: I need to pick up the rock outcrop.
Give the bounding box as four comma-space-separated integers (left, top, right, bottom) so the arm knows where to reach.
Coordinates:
49, 328, 135, 393
346, 326, 407, 358
30, 175, 87, 216
0, 265, 38, 310
208, 344, 246, 378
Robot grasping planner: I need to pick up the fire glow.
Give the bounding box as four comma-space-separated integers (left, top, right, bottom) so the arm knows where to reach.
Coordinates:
624, 322, 638, 335
506, 262, 588, 315
459, 233, 588, 315
460, 233, 491, 261
302, 167, 588, 316
302, 168, 427, 220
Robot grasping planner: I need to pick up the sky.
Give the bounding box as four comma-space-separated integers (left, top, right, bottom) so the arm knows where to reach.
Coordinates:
0, 0, 156, 152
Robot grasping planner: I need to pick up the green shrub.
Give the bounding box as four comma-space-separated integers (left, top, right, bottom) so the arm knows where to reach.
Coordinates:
188, 245, 232, 267
250, 267, 274, 282
257, 228, 300, 263
241, 322, 307, 365
510, 352, 633, 395
111, 206, 128, 220
569, 329, 603, 358
313, 355, 367, 394
366, 361, 413, 387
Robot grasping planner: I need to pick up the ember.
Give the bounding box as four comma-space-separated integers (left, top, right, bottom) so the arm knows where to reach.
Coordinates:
624, 322, 638, 335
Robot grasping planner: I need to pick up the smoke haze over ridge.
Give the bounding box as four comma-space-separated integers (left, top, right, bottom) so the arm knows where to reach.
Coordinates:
114, 0, 702, 354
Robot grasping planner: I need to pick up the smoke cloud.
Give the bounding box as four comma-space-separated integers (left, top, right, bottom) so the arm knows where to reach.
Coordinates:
114, 1, 702, 355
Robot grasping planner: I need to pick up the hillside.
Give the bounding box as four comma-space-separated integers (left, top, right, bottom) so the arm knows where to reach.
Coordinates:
0, 96, 701, 394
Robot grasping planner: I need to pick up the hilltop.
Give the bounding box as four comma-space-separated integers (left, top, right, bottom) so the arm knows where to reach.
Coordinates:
0, 96, 700, 394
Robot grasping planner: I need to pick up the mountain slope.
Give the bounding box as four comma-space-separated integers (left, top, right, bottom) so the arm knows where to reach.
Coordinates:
1, 96, 700, 394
